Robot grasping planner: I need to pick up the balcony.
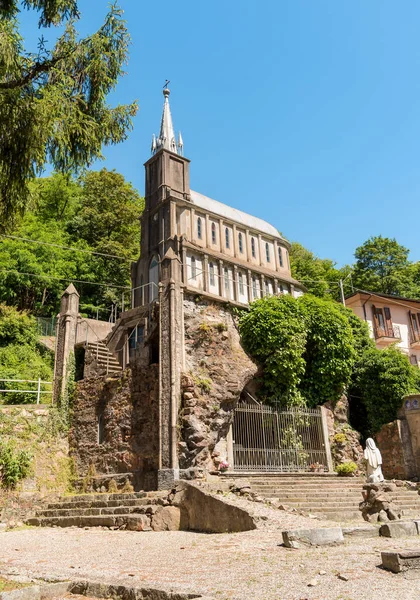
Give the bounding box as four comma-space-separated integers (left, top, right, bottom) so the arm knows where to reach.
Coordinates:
374, 324, 401, 343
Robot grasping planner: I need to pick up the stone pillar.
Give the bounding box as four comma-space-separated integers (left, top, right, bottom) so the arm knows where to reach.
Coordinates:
157, 248, 183, 489
53, 284, 79, 404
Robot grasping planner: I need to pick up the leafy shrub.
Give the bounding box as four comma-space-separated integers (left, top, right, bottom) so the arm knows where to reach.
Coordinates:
335, 461, 357, 476
334, 433, 347, 445
0, 441, 32, 488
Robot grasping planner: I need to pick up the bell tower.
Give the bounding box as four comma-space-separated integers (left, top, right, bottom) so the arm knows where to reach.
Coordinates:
133, 86, 190, 306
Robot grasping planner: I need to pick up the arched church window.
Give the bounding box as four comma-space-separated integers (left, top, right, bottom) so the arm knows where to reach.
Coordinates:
251, 237, 256, 258
191, 256, 196, 280
209, 262, 215, 286
225, 227, 230, 249
149, 255, 159, 302
211, 223, 216, 244
266, 242, 270, 263
278, 246, 283, 267
197, 217, 202, 240
238, 232, 243, 253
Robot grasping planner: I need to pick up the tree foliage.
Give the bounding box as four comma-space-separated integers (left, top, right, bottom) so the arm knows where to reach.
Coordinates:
0, 0, 138, 227
0, 169, 144, 317
352, 236, 411, 296
0, 304, 53, 403
289, 242, 351, 300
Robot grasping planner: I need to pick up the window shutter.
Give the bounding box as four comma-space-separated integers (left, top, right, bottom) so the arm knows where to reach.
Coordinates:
384, 307, 393, 337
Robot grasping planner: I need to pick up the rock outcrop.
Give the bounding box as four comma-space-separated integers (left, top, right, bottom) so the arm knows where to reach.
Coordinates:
179, 297, 258, 472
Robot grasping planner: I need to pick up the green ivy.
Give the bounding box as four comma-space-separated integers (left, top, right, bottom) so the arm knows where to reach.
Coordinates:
239, 294, 356, 407
298, 295, 356, 407
239, 295, 307, 405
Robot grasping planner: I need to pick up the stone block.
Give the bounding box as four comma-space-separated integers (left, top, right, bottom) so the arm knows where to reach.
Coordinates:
0, 585, 41, 600
382, 549, 420, 573
282, 527, 344, 548
157, 468, 179, 490
151, 506, 181, 531
380, 521, 418, 538
342, 526, 379, 538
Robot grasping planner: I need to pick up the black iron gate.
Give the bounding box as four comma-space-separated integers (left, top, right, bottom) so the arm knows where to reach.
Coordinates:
232, 402, 330, 472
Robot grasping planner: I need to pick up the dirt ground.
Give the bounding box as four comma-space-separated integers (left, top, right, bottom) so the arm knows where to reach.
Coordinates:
1, 526, 420, 600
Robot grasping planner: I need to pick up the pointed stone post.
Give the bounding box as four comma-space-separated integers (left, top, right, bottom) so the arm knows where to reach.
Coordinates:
53, 284, 80, 404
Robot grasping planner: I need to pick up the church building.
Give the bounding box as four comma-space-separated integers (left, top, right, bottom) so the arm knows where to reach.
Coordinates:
130, 86, 304, 312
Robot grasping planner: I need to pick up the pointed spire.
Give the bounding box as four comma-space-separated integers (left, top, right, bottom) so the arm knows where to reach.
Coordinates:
151, 85, 184, 155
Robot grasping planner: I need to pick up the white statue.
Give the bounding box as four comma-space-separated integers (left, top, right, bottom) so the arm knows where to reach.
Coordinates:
364, 438, 385, 483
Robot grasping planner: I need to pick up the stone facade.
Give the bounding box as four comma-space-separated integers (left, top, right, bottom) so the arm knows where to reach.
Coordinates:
69, 365, 160, 491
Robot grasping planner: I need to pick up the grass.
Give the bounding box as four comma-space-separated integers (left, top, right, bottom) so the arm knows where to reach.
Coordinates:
0, 576, 30, 592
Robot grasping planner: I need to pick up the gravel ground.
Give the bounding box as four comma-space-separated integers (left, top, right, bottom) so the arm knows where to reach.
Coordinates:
1, 526, 420, 600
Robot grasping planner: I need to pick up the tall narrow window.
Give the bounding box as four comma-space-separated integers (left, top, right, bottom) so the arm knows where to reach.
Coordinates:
265, 279, 270, 295
224, 268, 230, 296
239, 272, 244, 295
238, 232, 243, 253
265, 242, 270, 263
197, 217, 202, 240
410, 354, 419, 366
251, 237, 256, 258
211, 223, 216, 244
209, 262, 215, 286
191, 256, 196, 280
252, 276, 258, 299
278, 246, 283, 267
225, 227, 230, 249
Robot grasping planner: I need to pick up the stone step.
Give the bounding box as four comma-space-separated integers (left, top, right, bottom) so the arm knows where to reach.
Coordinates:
27, 513, 152, 531
47, 497, 157, 510
36, 504, 158, 518
61, 492, 158, 503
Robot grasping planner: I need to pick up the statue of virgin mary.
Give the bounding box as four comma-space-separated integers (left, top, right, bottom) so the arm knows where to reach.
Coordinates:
364, 438, 384, 483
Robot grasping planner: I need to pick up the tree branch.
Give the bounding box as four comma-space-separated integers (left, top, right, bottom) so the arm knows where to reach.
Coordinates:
0, 53, 68, 90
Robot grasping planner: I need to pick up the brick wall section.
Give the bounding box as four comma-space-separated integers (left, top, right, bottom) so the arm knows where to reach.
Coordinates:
376, 419, 416, 480
69, 364, 160, 491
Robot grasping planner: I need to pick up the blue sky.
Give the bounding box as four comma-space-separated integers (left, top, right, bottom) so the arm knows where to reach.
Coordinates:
18, 1, 420, 266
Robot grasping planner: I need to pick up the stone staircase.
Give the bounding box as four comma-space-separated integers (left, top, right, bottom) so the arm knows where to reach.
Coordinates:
26, 491, 172, 531
223, 474, 420, 521
85, 340, 122, 375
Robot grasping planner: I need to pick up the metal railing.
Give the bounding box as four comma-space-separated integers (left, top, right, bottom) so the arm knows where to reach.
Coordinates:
232, 403, 329, 472
0, 378, 53, 405
374, 324, 401, 340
